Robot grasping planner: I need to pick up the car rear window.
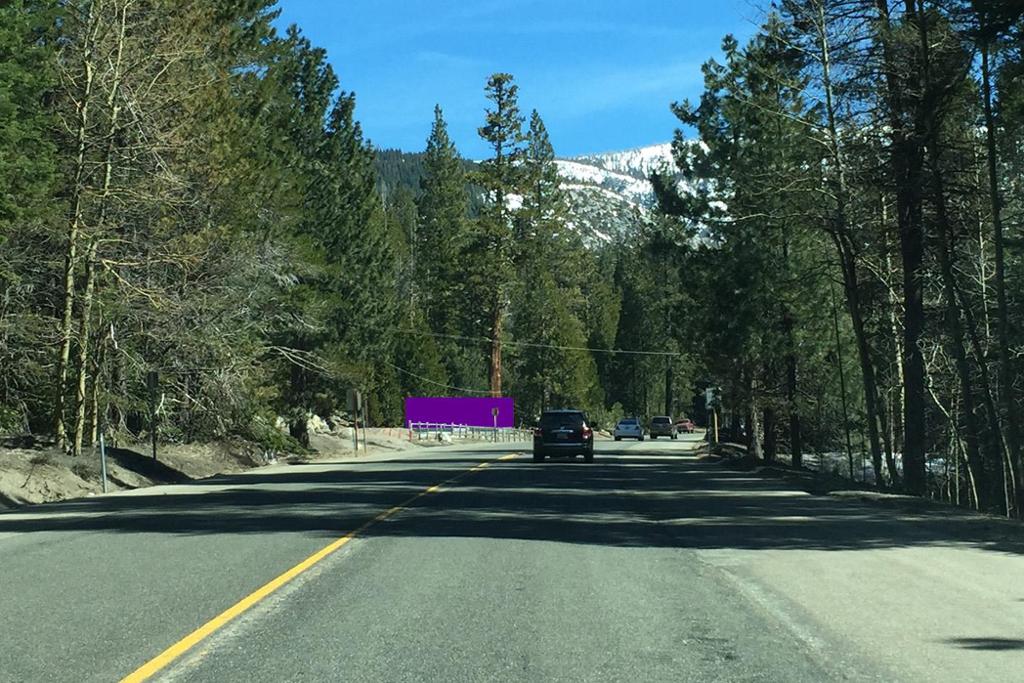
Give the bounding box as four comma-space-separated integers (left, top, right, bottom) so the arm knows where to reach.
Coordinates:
541, 412, 585, 429
653, 417, 671, 424
619, 418, 637, 425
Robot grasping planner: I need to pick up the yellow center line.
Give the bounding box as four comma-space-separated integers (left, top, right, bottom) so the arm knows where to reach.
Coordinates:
120, 452, 521, 682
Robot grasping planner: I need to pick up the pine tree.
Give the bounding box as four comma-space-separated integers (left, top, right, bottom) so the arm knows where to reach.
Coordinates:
473, 73, 525, 397
970, 0, 1024, 509
508, 109, 601, 419
0, 0, 55, 235
313, 93, 401, 424
415, 105, 477, 389
0, 0, 59, 431
518, 111, 568, 251
663, 17, 829, 462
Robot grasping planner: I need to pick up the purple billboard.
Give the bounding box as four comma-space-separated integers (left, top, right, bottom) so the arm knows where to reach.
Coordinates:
405, 397, 515, 428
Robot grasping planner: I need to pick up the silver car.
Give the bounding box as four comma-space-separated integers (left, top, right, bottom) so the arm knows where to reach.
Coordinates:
613, 417, 644, 441
649, 416, 677, 440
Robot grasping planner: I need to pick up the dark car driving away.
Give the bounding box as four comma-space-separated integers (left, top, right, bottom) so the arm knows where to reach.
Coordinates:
533, 409, 594, 462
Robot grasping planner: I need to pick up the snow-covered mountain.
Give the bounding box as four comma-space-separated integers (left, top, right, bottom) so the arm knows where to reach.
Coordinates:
377, 141, 695, 246
558, 143, 676, 208
569, 142, 678, 183
555, 142, 681, 244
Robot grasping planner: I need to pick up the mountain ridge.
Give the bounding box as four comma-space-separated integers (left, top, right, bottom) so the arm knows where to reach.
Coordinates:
555, 142, 680, 243
374, 141, 686, 245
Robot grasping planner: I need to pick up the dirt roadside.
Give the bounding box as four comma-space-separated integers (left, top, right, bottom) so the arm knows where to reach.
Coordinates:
703, 440, 1024, 542
0, 427, 442, 509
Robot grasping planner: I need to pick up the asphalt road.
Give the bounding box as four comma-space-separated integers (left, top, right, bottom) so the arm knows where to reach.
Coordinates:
2, 435, 1023, 682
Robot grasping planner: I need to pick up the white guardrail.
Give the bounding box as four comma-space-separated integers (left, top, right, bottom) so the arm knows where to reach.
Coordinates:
407, 422, 533, 443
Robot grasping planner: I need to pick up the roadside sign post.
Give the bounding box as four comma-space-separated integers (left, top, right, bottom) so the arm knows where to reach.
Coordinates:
347, 389, 362, 453
705, 387, 719, 448
492, 407, 499, 442
362, 398, 368, 453
99, 429, 108, 494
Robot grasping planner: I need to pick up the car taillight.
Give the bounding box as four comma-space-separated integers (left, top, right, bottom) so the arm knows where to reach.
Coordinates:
533, 428, 543, 438
582, 427, 592, 439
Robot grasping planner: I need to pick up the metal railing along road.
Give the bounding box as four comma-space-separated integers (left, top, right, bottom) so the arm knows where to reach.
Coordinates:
407, 422, 532, 443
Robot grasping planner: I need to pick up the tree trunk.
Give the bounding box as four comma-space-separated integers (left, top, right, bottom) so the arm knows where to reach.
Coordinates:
72, 2, 126, 457
72, 239, 99, 456
884, 224, 904, 486
831, 283, 855, 479
763, 406, 777, 464
981, 43, 1024, 513
784, 313, 801, 468
489, 297, 503, 397
748, 397, 763, 460
88, 328, 105, 447
875, 0, 928, 495
835, 236, 886, 487
665, 361, 674, 418
55, 4, 101, 448
956, 266, 1014, 514
930, 166, 990, 508
814, 4, 885, 487
897, 150, 928, 496
781, 225, 802, 468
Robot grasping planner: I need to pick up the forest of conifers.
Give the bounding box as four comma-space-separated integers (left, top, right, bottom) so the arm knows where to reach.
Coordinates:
1, 0, 1023, 514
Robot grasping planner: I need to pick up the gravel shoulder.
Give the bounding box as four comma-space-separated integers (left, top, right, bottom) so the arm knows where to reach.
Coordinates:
0, 428, 447, 508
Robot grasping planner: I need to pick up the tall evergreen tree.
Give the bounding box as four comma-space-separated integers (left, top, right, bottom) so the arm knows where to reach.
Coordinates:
418, 105, 469, 321
508, 109, 601, 419
0, 0, 59, 431
311, 93, 401, 424
474, 73, 525, 396
415, 105, 481, 390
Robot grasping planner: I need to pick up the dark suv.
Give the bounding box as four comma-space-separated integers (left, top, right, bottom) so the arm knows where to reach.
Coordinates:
533, 410, 594, 462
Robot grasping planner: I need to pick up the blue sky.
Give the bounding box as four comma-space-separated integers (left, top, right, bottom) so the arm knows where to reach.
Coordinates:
274, 1, 761, 158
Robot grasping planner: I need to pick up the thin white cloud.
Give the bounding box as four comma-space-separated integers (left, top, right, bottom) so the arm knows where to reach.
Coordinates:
534, 61, 704, 119
413, 51, 485, 70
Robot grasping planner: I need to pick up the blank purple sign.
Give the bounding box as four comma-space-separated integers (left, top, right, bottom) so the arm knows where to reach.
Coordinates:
405, 397, 515, 428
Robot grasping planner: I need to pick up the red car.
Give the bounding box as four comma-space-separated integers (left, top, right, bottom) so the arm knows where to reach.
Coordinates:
675, 418, 695, 433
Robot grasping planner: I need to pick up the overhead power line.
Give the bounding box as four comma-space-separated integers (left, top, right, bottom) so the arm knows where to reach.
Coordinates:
394, 329, 682, 357
380, 360, 495, 395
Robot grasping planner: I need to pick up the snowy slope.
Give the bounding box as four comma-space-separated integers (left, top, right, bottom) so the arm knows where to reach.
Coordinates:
554, 142, 684, 243
474, 141, 694, 245
571, 142, 677, 181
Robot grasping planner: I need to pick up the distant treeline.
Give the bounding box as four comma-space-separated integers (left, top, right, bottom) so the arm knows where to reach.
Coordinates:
374, 149, 485, 216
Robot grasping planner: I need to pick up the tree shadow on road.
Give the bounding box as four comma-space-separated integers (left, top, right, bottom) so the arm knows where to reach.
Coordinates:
943, 638, 1024, 651
2, 454, 1023, 556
